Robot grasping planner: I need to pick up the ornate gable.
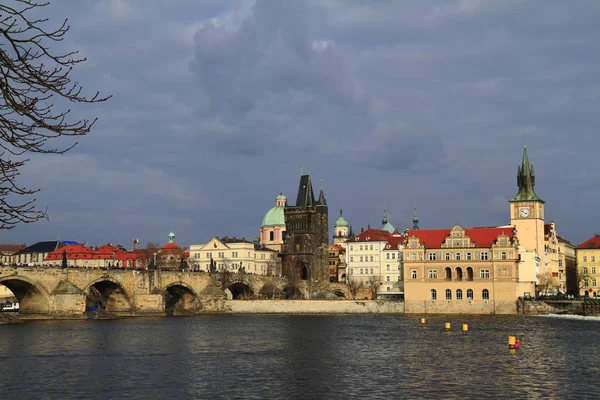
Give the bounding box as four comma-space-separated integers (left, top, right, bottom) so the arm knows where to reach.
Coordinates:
441, 226, 475, 248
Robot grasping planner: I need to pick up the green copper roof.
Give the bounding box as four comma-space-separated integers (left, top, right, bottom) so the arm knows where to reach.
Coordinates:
276, 192, 287, 200
335, 208, 348, 227
261, 206, 285, 227
382, 221, 395, 234
511, 145, 544, 203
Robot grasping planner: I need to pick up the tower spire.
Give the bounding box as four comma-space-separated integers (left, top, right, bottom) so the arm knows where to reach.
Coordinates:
412, 204, 419, 230
511, 144, 542, 202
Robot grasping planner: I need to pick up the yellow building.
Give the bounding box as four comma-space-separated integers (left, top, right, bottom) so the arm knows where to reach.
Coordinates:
401, 145, 572, 313
575, 235, 600, 297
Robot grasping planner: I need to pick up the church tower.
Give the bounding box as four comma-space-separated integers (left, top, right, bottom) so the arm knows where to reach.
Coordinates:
509, 145, 545, 271
283, 173, 329, 289
333, 208, 349, 244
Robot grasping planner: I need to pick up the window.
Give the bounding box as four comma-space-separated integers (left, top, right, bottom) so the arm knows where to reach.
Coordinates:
445, 253, 450, 260
583, 256, 588, 262
387, 265, 390, 271
592, 256, 596, 262
261, 254, 265, 260
218, 252, 224, 258
501, 252, 506, 260
232, 252, 238, 258
207, 252, 212, 259
370, 256, 374, 262
593, 267, 597, 274
466, 253, 472, 260
386, 253, 390, 259
593, 278, 597, 287
429, 253, 437, 261
467, 289, 474, 300
386, 276, 390, 282
428, 269, 438, 279
456, 289, 463, 300
392, 253, 396, 259
360, 256, 363, 262
559, 260, 563, 267
482, 289, 490, 300
360, 245, 363, 251
445, 289, 452, 300
455, 267, 463, 280
455, 253, 461, 261
370, 245, 373, 250
360, 268, 364, 274
584, 278, 589, 286
411, 270, 417, 279
411, 254, 416, 261
350, 246, 354, 251
480, 252, 489, 260
480, 269, 490, 279
430, 289, 437, 300
269, 231, 274, 241
350, 256, 354, 262
583, 267, 589, 274
387, 287, 391, 292
370, 268, 374, 274
445, 267, 452, 280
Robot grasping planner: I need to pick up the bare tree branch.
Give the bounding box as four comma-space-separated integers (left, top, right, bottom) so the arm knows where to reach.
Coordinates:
0, 1, 111, 229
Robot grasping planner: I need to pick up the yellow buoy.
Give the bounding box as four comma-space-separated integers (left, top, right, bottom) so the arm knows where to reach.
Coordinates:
462, 324, 468, 335
420, 318, 426, 324
508, 335, 516, 348
445, 322, 451, 330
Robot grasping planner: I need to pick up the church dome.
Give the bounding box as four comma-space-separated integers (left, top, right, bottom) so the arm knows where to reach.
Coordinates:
261, 206, 285, 227
335, 208, 348, 227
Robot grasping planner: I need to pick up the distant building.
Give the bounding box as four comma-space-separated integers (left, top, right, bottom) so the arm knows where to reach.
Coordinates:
13, 241, 66, 267
188, 236, 279, 275
328, 244, 346, 282
45, 243, 145, 268
345, 228, 404, 296
543, 222, 575, 295
259, 192, 287, 252
333, 208, 349, 244
0, 244, 26, 266
575, 235, 600, 297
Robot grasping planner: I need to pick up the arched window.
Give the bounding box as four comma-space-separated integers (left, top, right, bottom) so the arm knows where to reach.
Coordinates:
466, 267, 474, 281
445, 267, 452, 280
445, 289, 452, 300
467, 289, 474, 300
482, 289, 490, 300
455, 267, 463, 280
456, 289, 463, 300
430, 289, 437, 300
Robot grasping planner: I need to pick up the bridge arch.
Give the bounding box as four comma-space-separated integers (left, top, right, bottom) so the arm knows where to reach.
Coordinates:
84, 278, 132, 313
283, 285, 304, 299
0, 276, 51, 315
162, 283, 199, 314
227, 281, 254, 299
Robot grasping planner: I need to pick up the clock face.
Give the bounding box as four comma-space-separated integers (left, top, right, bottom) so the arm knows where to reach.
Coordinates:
520, 207, 530, 217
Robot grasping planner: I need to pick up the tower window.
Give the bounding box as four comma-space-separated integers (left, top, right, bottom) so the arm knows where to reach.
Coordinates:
270, 231, 274, 241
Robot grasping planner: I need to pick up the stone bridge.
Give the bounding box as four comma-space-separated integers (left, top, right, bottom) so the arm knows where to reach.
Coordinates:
0, 266, 300, 319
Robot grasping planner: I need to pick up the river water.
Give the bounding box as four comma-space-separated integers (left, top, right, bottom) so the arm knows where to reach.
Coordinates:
1, 314, 599, 399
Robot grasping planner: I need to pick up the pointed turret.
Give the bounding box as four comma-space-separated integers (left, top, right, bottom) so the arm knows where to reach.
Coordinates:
295, 175, 315, 207
412, 205, 419, 230
511, 145, 543, 202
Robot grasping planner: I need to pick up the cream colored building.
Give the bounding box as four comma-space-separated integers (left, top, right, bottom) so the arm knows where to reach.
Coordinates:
189, 236, 280, 275
541, 222, 575, 295
345, 228, 404, 296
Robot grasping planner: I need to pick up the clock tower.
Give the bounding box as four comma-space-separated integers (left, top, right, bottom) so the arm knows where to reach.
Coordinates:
509, 145, 545, 261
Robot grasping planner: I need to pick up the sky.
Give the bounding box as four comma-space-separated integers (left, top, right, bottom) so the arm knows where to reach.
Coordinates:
2, 0, 600, 249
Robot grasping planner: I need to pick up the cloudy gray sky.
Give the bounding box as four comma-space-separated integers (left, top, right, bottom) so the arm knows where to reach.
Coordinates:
3, 0, 599, 248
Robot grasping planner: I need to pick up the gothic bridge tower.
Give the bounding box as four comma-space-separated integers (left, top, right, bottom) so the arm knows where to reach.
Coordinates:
282, 173, 329, 288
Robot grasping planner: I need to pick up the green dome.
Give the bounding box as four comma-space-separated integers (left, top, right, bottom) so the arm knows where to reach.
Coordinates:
335, 208, 348, 228
261, 206, 285, 227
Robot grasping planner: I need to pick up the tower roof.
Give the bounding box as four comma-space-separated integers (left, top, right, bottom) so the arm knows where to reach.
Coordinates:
335, 208, 348, 227
295, 174, 315, 207
511, 145, 544, 203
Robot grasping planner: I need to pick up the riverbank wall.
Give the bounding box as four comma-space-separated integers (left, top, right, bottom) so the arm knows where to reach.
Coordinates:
516, 300, 583, 315
227, 300, 405, 314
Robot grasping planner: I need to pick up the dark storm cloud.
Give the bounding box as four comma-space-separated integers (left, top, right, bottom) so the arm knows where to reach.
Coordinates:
3, 0, 600, 247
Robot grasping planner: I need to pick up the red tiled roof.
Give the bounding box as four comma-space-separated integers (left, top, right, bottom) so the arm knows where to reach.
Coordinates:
407, 227, 514, 248
329, 244, 345, 251
346, 228, 405, 246
576, 235, 600, 249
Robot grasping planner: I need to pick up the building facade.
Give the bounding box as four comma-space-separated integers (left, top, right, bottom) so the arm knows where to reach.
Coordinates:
189, 236, 280, 275
575, 235, 600, 297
